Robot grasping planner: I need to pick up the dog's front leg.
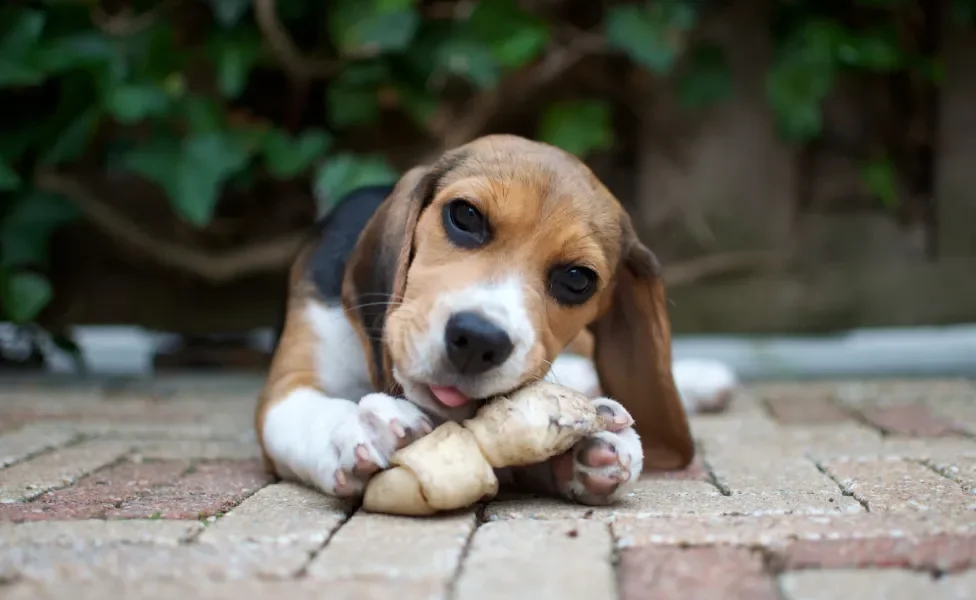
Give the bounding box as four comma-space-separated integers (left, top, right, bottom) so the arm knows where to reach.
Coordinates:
261, 388, 432, 497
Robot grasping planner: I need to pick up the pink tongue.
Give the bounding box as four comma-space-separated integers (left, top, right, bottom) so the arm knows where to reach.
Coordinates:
429, 385, 470, 408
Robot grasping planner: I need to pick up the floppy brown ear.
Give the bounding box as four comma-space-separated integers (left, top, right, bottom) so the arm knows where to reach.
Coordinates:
340, 166, 431, 393
588, 223, 694, 472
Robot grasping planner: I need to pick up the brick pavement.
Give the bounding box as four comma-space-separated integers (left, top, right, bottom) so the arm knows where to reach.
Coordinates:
0, 376, 974, 599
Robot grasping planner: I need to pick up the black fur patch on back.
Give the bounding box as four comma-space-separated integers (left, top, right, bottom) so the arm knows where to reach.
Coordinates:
306, 185, 394, 302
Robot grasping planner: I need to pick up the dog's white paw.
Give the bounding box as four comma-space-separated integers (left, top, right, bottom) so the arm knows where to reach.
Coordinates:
673, 358, 739, 414
325, 393, 433, 497
552, 397, 642, 506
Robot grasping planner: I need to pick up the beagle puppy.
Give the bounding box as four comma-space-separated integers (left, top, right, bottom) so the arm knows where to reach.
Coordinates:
255, 135, 737, 505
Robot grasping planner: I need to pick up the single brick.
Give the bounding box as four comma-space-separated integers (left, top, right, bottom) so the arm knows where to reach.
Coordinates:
0, 519, 201, 547
453, 520, 614, 600
1, 578, 447, 600
0, 460, 188, 522
199, 482, 351, 549
105, 459, 273, 520
0, 440, 131, 503
618, 546, 780, 600
0, 423, 79, 468
307, 510, 476, 581
134, 440, 260, 461
706, 451, 862, 514
764, 395, 853, 425
857, 405, 963, 437
642, 456, 709, 481
772, 532, 976, 573
484, 478, 858, 521
612, 512, 972, 548
779, 570, 940, 600
0, 543, 310, 582
821, 457, 976, 513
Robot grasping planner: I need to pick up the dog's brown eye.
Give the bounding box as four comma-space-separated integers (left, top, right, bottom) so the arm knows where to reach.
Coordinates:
443, 199, 490, 248
549, 266, 597, 306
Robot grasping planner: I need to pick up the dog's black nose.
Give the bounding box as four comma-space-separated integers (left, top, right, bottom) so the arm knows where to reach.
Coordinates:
444, 311, 514, 375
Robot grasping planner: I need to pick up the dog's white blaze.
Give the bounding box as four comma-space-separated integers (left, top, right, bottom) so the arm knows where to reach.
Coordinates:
304, 300, 373, 400
428, 275, 537, 396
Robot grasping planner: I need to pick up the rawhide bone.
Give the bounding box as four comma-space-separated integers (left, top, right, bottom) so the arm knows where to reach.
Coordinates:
362, 380, 612, 516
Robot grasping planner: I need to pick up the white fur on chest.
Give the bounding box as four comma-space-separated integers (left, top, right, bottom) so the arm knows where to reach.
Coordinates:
304, 301, 374, 399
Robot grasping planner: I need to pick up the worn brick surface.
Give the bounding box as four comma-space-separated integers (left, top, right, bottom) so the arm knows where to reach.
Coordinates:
133, 440, 261, 461
613, 512, 975, 548
0, 519, 201, 547
0, 543, 310, 582
705, 450, 863, 514
0, 440, 131, 503
779, 570, 945, 600
0, 578, 448, 600
104, 459, 272, 519
821, 457, 976, 513
453, 520, 614, 600
772, 532, 976, 573
0, 423, 79, 468
199, 482, 351, 548
486, 478, 858, 521
926, 456, 976, 493
308, 510, 475, 582
0, 460, 188, 522
618, 546, 779, 600
857, 405, 965, 437
764, 395, 853, 425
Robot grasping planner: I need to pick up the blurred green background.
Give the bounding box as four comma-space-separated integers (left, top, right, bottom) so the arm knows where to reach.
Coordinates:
2, 0, 976, 371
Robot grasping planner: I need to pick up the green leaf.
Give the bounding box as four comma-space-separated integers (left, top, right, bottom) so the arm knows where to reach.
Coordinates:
32, 32, 116, 75
860, 155, 899, 208
0, 8, 46, 86
207, 0, 252, 27
40, 107, 102, 166
177, 96, 225, 133
437, 38, 500, 89
766, 21, 839, 142
678, 43, 732, 109
538, 100, 614, 158
0, 160, 20, 191
1, 192, 80, 268
329, 0, 420, 57
314, 153, 399, 209
124, 134, 253, 226
834, 27, 902, 71
326, 64, 386, 128
0, 8, 45, 58
1, 272, 53, 324
605, 1, 697, 74
263, 129, 333, 179
209, 33, 262, 99
466, 0, 549, 68
105, 84, 171, 124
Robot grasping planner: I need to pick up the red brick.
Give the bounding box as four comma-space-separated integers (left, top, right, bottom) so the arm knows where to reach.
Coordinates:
642, 455, 709, 481
0, 461, 188, 522
857, 405, 963, 437
618, 546, 780, 600
764, 396, 853, 425
105, 459, 273, 519
773, 533, 976, 573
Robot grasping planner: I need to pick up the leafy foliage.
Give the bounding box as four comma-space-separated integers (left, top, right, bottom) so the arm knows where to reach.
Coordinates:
0, 0, 962, 325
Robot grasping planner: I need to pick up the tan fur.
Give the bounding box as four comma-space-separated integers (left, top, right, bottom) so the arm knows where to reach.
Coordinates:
256, 134, 694, 475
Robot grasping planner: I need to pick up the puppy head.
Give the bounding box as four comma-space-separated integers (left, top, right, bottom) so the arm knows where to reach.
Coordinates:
344, 134, 693, 470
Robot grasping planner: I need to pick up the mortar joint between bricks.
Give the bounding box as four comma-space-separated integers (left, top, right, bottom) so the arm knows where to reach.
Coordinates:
811, 458, 870, 512
702, 458, 731, 496
444, 511, 481, 600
